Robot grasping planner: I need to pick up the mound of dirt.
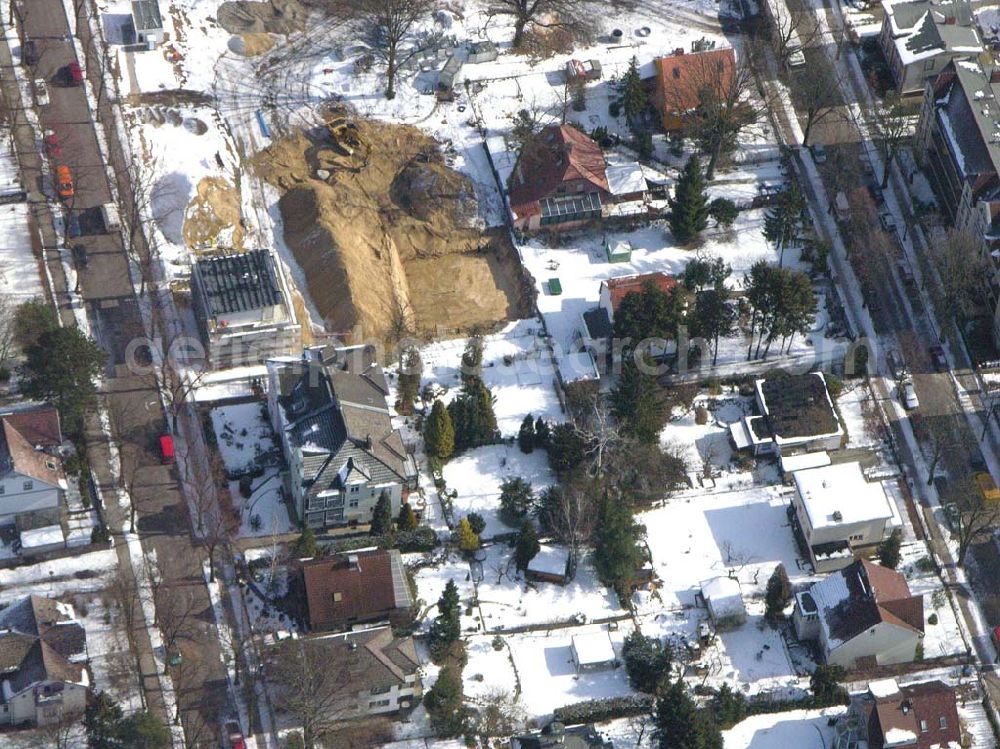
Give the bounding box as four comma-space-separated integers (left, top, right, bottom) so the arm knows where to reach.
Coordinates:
254, 117, 529, 341
217, 0, 306, 35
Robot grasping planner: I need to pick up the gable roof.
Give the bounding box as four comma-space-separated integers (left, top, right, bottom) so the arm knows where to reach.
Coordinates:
300, 626, 420, 692
507, 125, 609, 217
809, 560, 923, 649
0, 406, 62, 447
0, 596, 86, 699
869, 680, 960, 749
757, 372, 841, 441
300, 549, 413, 630
602, 272, 679, 312
270, 346, 414, 498
655, 48, 737, 117
0, 419, 62, 486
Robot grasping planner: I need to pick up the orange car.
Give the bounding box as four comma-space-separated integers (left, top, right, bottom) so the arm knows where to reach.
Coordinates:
55, 165, 74, 200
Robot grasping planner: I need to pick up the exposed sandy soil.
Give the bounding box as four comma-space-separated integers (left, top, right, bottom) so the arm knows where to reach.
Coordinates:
183, 177, 245, 250
217, 0, 307, 35
253, 115, 530, 342
241, 32, 276, 56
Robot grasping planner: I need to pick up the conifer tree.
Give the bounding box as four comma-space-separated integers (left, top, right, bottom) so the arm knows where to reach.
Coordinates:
657, 679, 723, 749
370, 491, 393, 536
612, 355, 668, 443
514, 520, 540, 570
397, 502, 419, 531
291, 526, 318, 558
424, 399, 455, 460
764, 564, 792, 623
430, 579, 461, 647
457, 517, 480, 553
593, 492, 644, 593
518, 414, 535, 454
763, 185, 804, 267
877, 529, 902, 570
618, 56, 648, 126
499, 477, 534, 526
448, 376, 499, 451
395, 345, 422, 414
668, 155, 710, 244
534, 416, 550, 447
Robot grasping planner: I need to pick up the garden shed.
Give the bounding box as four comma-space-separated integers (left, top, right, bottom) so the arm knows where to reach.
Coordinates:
701, 576, 747, 625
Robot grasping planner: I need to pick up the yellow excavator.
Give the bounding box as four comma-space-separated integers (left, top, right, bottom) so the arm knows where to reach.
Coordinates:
323, 114, 370, 171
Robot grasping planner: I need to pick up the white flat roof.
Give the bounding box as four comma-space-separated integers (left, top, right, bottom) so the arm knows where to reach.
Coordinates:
20, 524, 64, 549
869, 678, 901, 699
794, 462, 894, 529
779, 451, 831, 473
571, 632, 616, 665
527, 544, 569, 577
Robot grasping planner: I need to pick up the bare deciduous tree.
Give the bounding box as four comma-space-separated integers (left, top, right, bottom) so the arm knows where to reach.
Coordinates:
950, 475, 1000, 565
0, 293, 17, 372
473, 686, 526, 743
931, 228, 991, 325
335, 0, 436, 100
794, 63, 845, 147
486, 0, 599, 50
758, 0, 821, 70
869, 91, 912, 189
268, 637, 366, 749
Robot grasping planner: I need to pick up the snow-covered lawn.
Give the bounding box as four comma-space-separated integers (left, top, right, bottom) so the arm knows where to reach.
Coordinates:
442, 444, 555, 538
401, 319, 564, 437
898, 543, 966, 660
837, 380, 882, 450
0, 548, 118, 602
722, 707, 847, 749
473, 543, 621, 631
209, 402, 276, 474
659, 394, 752, 476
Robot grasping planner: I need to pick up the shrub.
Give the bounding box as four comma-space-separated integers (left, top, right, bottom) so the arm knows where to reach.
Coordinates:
466, 512, 487, 535
622, 631, 671, 693
928, 613, 938, 625
709, 197, 739, 228
609, 101, 621, 117
694, 405, 709, 425
765, 564, 792, 623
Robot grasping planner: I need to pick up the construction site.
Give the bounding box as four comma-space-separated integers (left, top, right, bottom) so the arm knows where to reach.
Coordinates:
252, 110, 532, 342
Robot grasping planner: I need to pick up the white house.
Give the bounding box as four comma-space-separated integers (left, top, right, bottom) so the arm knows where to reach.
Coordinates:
0, 405, 67, 540
729, 373, 843, 457
0, 596, 88, 727
793, 559, 924, 669
570, 632, 617, 672
701, 577, 747, 625
791, 462, 902, 572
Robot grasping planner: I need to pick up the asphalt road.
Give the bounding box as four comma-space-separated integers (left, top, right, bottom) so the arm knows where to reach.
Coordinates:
7, 0, 234, 743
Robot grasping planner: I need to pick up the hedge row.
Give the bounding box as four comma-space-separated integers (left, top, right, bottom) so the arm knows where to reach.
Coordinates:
553, 695, 654, 724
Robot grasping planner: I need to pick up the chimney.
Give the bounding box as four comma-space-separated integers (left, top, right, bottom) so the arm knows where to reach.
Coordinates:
365, 433, 373, 449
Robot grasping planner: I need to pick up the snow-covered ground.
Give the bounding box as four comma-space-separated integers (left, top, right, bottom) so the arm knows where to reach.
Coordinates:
442, 443, 555, 538
722, 707, 848, 749
210, 402, 276, 473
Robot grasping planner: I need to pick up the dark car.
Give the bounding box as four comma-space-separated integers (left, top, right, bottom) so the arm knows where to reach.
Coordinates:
66, 61, 83, 86
929, 345, 948, 371
22, 40, 38, 67
71, 244, 88, 268
66, 213, 82, 239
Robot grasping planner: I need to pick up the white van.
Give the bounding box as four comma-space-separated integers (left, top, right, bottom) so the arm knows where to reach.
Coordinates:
100, 202, 121, 232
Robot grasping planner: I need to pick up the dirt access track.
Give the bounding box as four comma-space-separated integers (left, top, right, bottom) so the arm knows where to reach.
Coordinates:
254, 115, 531, 343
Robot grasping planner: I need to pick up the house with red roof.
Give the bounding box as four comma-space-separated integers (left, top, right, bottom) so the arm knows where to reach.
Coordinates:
793, 559, 924, 669
507, 125, 610, 231
835, 678, 961, 749
653, 48, 737, 132
298, 549, 414, 632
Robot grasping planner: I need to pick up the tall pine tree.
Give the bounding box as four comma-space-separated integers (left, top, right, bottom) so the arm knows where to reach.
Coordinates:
514, 520, 540, 570
618, 56, 648, 127
657, 679, 723, 749
395, 345, 422, 415
424, 400, 455, 460
518, 414, 535, 454
763, 185, 804, 267
593, 491, 644, 593
370, 491, 393, 536
668, 155, 710, 244
534, 416, 550, 448
430, 579, 461, 648
612, 355, 668, 443
456, 517, 480, 553
397, 502, 418, 531
448, 376, 499, 451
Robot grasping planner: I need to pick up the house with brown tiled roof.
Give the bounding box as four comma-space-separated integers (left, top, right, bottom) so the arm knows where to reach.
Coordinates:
0, 405, 67, 547
507, 125, 610, 231
298, 549, 413, 632
835, 678, 961, 749
0, 596, 88, 727
793, 559, 924, 669
653, 48, 737, 132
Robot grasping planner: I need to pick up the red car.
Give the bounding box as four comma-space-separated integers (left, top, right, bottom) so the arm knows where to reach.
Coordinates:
67, 61, 83, 86
43, 130, 60, 159
223, 721, 245, 749
159, 434, 175, 465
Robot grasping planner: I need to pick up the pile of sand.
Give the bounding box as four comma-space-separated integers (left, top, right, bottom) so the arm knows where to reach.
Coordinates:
217, 0, 307, 35
183, 176, 245, 250
253, 117, 527, 341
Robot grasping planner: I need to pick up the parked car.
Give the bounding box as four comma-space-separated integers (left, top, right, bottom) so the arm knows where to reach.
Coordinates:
55, 165, 74, 200
66, 212, 81, 238
223, 721, 246, 749
22, 40, 38, 67
929, 345, 948, 371
810, 143, 827, 164
33, 78, 49, 107
43, 130, 61, 159
66, 61, 83, 86
879, 211, 897, 233
71, 243, 88, 268
900, 380, 919, 410
897, 260, 915, 287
